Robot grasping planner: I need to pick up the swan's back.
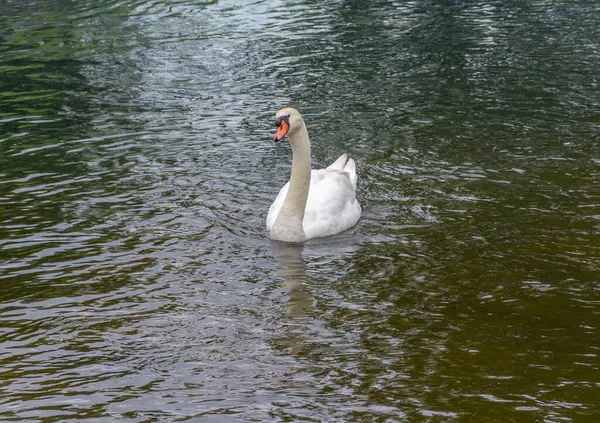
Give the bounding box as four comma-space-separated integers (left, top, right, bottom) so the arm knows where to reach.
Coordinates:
267, 154, 361, 239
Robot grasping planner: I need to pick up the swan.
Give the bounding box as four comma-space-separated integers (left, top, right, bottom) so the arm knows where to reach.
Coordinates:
266, 107, 361, 242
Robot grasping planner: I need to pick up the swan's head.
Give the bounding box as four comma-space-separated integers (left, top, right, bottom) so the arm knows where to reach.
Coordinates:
273, 107, 304, 142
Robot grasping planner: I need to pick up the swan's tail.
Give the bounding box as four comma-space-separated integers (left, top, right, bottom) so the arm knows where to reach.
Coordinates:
327, 153, 358, 190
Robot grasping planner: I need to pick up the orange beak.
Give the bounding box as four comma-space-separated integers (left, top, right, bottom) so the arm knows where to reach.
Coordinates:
273, 120, 289, 142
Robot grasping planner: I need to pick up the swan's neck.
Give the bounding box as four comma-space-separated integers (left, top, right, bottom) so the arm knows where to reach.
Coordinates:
272, 122, 311, 242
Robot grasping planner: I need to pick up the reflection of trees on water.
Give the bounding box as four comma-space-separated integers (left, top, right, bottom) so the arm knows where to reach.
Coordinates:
0, 0, 159, 299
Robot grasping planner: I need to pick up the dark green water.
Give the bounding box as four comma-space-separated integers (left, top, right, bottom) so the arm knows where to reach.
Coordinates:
1, 0, 599, 421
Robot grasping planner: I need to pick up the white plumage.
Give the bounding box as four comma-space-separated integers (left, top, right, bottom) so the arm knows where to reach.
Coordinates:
266, 108, 361, 242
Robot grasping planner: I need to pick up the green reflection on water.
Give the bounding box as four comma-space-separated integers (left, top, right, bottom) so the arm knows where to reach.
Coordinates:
1, 0, 599, 421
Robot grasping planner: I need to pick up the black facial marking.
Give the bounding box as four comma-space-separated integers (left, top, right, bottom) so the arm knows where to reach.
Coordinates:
275, 115, 290, 127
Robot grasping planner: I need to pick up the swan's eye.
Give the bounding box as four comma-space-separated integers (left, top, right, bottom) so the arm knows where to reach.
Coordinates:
275, 114, 290, 131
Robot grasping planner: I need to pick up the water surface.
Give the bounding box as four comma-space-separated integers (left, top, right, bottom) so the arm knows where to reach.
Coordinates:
1, 0, 599, 421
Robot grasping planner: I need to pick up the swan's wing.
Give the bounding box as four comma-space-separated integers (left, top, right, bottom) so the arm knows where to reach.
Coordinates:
303, 170, 361, 239
343, 158, 357, 189
266, 181, 289, 230
325, 154, 357, 189
326, 153, 348, 171
266, 169, 328, 231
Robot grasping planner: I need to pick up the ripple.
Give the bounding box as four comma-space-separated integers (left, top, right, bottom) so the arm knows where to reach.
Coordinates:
1, 0, 600, 421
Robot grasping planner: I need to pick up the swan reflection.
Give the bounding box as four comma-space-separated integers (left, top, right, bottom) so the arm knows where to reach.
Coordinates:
272, 242, 312, 318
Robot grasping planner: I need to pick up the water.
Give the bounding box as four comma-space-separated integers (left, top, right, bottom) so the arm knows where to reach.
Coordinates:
1, 0, 599, 421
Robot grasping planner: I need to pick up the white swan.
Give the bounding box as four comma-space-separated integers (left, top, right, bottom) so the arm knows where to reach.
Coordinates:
266, 108, 361, 242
